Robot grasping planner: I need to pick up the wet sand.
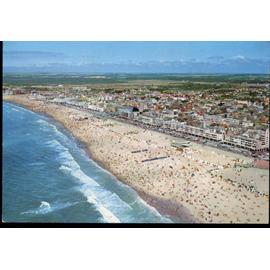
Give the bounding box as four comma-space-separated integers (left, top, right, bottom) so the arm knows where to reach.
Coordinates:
4, 94, 269, 223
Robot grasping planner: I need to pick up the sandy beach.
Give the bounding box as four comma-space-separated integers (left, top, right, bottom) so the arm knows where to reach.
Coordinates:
4, 94, 269, 223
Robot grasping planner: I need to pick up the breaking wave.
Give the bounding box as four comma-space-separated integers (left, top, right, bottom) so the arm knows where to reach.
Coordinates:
56, 145, 134, 223
45, 138, 125, 222
11, 108, 19, 112
8, 103, 36, 115
21, 201, 75, 215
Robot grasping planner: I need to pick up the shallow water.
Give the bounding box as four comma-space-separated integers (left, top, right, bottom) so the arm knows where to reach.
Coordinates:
3, 102, 173, 223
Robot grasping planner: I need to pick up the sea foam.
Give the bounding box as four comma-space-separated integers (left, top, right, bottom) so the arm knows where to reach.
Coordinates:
47, 138, 126, 222
21, 201, 75, 215
9, 103, 36, 115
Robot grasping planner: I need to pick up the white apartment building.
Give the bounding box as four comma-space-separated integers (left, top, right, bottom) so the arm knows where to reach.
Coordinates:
87, 104, 104, 112
139, 115, 155, 125
223, 135, 264, 151
169, 120, 224, 141
265, 128, 269, 149
204, 130, 225, 141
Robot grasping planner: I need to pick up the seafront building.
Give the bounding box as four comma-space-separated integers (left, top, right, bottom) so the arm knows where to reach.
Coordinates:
223, 135, 267, 152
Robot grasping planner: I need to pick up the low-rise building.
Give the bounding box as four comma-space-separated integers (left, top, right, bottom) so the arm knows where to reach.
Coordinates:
118, 106, 139, 119
223, 135, 264, 151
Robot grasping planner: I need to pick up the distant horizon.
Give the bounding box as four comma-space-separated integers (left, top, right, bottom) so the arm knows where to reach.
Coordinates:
3, 71, 270, 75
4, 41, 270, 74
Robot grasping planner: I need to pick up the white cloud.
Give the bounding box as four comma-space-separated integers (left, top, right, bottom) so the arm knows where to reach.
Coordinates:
231, 55, 246, 60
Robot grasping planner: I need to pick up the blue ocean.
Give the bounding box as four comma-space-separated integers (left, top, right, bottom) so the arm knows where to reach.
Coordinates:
3, 102, 173, 223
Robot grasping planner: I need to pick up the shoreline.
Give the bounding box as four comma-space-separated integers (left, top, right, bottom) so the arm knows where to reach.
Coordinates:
3, 95, 269, 223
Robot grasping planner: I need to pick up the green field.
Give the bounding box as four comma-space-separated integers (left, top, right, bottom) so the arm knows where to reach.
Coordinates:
3, 73, 270, 86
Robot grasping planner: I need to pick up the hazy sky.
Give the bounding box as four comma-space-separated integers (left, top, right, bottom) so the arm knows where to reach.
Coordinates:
3, 41, 270, 73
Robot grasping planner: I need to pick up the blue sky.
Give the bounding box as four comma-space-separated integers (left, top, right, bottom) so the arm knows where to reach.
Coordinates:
3, 41, 270, 73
